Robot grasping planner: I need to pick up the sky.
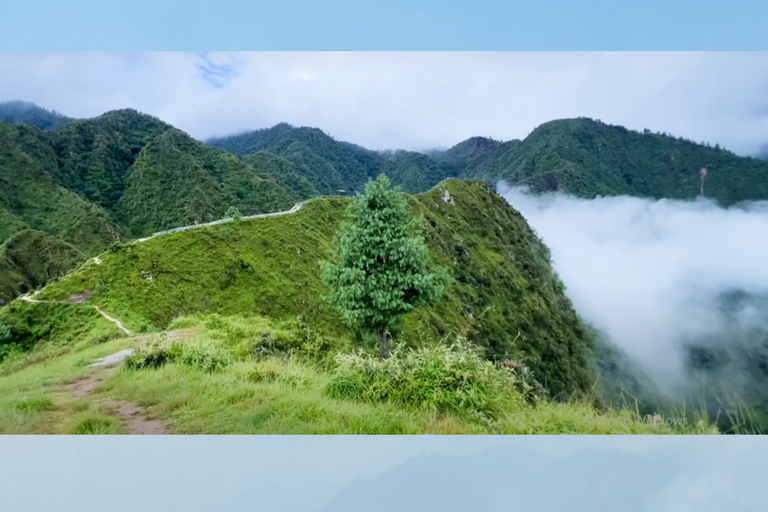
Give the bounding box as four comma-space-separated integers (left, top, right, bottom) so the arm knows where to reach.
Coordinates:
498, 184, 768, 392
0, 436, 760, 512
1, 52, 768, 155
1, 0, 766, 51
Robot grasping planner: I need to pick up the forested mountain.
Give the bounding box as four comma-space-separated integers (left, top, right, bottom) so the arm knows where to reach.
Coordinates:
468, 117, 768, 206
117, 129, 295, 236
0, 101, 74, 130
208, 124, 460, 194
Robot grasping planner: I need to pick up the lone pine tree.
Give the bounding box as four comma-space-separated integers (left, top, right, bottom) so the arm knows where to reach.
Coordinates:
321, 174, 448, 358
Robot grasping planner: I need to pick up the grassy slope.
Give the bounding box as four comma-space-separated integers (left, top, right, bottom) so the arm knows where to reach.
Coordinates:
0, 315, 713, 434
6, 180, 594, 399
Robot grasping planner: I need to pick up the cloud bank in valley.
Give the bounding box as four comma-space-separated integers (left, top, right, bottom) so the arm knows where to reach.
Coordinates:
497, 182, 768, 391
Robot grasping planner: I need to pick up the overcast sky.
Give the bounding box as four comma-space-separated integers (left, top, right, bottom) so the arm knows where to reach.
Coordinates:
1, 436, 757, 512
1, 52, 767, 154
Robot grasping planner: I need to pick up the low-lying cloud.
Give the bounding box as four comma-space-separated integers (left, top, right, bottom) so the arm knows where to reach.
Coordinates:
497, 183, 768, 393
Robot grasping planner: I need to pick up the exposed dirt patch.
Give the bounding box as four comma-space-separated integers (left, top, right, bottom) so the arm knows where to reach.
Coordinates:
65, 367, 117, 397
102, 399, 168, 435
67, 290, 93, 303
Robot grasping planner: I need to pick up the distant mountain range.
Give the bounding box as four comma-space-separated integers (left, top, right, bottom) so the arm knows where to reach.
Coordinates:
3, 100, 768, 301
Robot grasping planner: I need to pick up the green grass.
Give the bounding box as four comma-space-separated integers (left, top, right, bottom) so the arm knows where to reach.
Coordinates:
0, 313, 714, 434
10, 180, 597, 399
0, 335, 133, 434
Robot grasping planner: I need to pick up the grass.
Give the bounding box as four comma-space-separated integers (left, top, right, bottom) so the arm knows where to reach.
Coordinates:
0, 313, 717, 434
9, 180, 598, 399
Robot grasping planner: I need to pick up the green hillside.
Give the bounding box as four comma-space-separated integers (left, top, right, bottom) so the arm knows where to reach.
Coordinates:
0, 101, 74, 130
2, 180, 595, 399
470, 118, 768, 205
46, 109, 173, 211
0, 122, 123, 254
209, 125, 459, 195
117, 129, 296, 236
0, 230, 85, 307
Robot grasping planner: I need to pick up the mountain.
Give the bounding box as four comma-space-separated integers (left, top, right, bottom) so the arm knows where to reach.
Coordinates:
116, 129, 295, 236
472, 117, 768, 206
0, 100, 74, 130
322, 447, 691, 512
0, 109, 299, 303
2, 180, 597, 398
208, 125, 459, 195
0, 122, 123, 254
437, 136, 520, 175
46, 109, 173, 211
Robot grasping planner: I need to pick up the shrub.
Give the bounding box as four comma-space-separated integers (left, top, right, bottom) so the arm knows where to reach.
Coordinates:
0, 320, 11, 344
225, 206, 242, 221
324, 337, 539, 419
125, 337, 232, 372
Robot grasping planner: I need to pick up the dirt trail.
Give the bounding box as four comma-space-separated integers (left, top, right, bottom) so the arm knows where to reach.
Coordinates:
22, 292, 132, 335
63, 327, 201, 435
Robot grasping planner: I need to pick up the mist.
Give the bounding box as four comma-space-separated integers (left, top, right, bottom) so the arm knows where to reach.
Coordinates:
497, 182, 768, 399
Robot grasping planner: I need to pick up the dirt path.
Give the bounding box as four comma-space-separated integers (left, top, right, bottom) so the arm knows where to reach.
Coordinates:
62, 327, 201, 435
136, 202, 304, 243
93, 305, 131, 335
22, 292, 132, 336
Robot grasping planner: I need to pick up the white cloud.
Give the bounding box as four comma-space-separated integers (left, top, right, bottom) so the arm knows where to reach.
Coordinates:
497, 183, 768, 390
0, 52, 767, 153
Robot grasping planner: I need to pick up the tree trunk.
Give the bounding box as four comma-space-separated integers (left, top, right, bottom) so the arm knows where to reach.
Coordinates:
378, 326, 390, 359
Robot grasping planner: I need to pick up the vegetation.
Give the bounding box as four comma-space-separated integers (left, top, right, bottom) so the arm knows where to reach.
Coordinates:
2, 180, 597, 399
0, 313, 715, 434
0, 230, 86, 306
466, 117, 768, 206
321, 175, 448, 358
117, 129, 294, 236
0, 101, 74, 130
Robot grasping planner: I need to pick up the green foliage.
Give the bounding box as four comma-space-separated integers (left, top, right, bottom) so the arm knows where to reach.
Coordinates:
242, 151, 320, 200
468, 117, 768, 206
0, 101, 73, 130
117, 129, 295, 236
125, 338, 233, 373
0, 122, 123, 255
6, 180, 596, 398
225, 206, 242, 221
70, 416, 121, 435
11, 394, 54, 412
0, 321, 10, 344
324, 338, 534, 419
210, 125, 459, 197
321, 175, 448, 357
0, 229, 86, 306
46, 109, 172, 211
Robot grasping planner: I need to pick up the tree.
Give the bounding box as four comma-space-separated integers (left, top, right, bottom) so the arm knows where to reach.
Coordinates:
225, 206, 242, 221
321, 174, 448, 358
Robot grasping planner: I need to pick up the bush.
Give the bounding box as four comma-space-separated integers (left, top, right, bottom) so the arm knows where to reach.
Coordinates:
324, 337, 540, 419
0, 321, 11, 344
125, 337, 232, 372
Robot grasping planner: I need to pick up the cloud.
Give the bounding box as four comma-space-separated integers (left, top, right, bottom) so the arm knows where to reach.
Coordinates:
497, 183, 768, 391
1, 52, 767, 153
